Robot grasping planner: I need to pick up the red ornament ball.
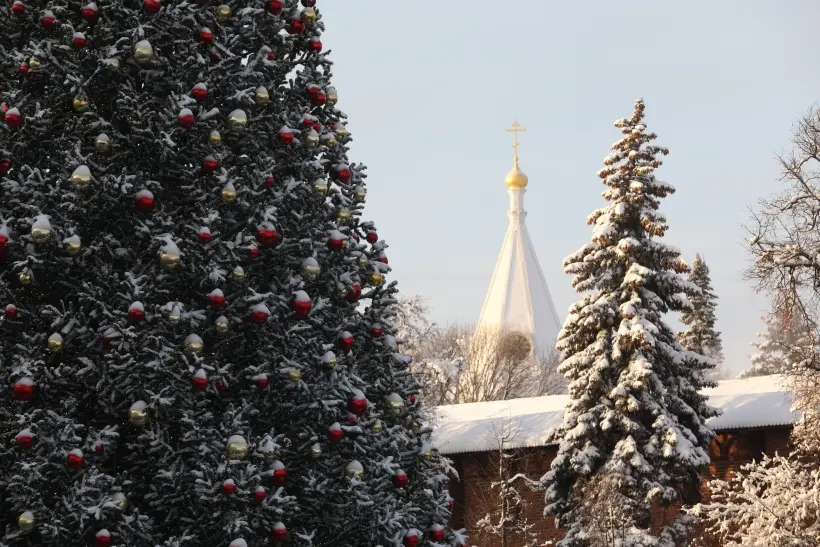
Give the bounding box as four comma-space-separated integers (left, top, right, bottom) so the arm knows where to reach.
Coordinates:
143, 0, 160, 14
337, 331, 354, 353
222, 479, 236, 495
271, 460, 287, 486
4, 108, 22, 129
266, 50, 276, 61
198, 27, 213, 43
81, 3, 98, 22
271, 522, 287, 542
248, 246, 260, 259
41, 10, 56, 30
403, 530, 420, 547
15, 429, 34, 449
73, 32, 87, 48
215, 379, 228, 393
209, 289, 225, 309
347, 395, 367, 416
11, 1, 24, 14
192, 83, 208, 102
135, 190, 155, 212
198, 227, 212, 243
128, 302, 145, 322
429, 526, 445, 542
376, 253, 388, 264
327, 231, 345, 252
192, 370, 208, 391
95, 442, 105, 454
292, 291, 312, 318
345, 284, 361, 303
0, 234, 8, 248
13, 378, 34, 401
67, 449, 84, 470
18, 63, 28, 74
277, 126, 293, 146
392, 470, 407, 488
301, 0, 316, 7
366, 232, 378, 244
371, 324, 383, 338
95, 530, 112, 547
5, 304, 18, 320
255, 374, 269, 390
178, 108, 195, 128
254, 486, 267, 502
267, 0, 283, 14
265, 176, 275, 187
250, 305, 270, 325
0, 159, 11, 175
327, 422, 343, 442
202, 155, 218, 173
334, 165, 351, 184
257, 226, 278, 246
288, 18, 304, 34
309, 39, 322, 53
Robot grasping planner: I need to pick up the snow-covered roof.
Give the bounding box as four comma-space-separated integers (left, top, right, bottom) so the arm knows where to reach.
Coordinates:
432, 375, 796, 455
476, 161, 562, 353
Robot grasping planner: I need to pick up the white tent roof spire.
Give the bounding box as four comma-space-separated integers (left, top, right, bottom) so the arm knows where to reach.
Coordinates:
477, 124, 561, 354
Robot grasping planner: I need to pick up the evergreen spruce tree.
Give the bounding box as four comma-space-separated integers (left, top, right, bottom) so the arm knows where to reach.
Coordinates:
544, 100, 718, 546
678, 254, 724, 365
0, 2, 461, 546
739, 307, 814, 378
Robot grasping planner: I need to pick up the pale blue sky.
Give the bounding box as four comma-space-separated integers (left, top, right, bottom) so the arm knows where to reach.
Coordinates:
320, 1, 820, 375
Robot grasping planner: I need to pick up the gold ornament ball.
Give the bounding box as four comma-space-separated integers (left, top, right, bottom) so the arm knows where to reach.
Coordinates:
304, 129, 320, 148
215, 4, 230, 21
325, 86, 338, 106
321, 351, 337, 369
320, 132, 337, 147
214, 315, 230, 335
70, 165, 92, 191
310, 442, 322, 459
232, 266, 246, 282
183, 334, 204, 355
300, 257, 321, 281
255, 86, 270, 105
167, 305, 181, 325
372, 420, 382, 434
208, 130, 222, 146
368, 273, 383, 287
73, 96, 89, 113
353, 185, 366, 202
64, 237, 82, 256
95, 133, 111, 154
28, 57, 41, 70
111, 493, 128, 511
18, 511, 35, 532
104, 58, 120, 72
18, 269, 33, 285
386, 393, 405, 416
227, 109, 248, 131
31, 225, 52, 246
159, 249, 181, 271
47, 333, 64, 353
422, 449, 433, 461
221, 184, 237, 204
312, 178, 329, 197
345, 460, 364, 478
301, 7, 316, 25
335, 124, 348, 140
226, 436, 249, 460
133, 40, 154, 64
336, 208, 351, 223
129, 401, 149, 427
287, 369, 301, 382
357, 254, 369, 269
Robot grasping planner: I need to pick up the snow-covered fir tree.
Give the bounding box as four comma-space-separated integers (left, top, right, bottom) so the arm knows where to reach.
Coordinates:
678, 254, 724, 365
739, 307, 815, 378
543, 99, 718, 546
0, 2, 462, 546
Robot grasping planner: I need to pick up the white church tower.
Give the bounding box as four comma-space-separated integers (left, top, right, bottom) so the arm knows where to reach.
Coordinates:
476, 122, 562, 355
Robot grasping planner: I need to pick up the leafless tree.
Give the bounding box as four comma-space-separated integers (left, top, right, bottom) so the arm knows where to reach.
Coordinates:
745, 106, 820, 447
473, 419, 543, 547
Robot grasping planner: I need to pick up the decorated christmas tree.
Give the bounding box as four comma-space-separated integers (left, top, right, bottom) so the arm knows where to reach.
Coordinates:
678, 253, 724, 365
543, 100, 718, 545
0, 1, 462, 546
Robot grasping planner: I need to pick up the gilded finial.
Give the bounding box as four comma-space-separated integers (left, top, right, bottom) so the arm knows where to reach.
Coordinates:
504, 121, 529, 189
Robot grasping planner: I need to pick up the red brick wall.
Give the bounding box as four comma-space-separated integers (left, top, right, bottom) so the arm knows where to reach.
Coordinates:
447, 425, 792, 547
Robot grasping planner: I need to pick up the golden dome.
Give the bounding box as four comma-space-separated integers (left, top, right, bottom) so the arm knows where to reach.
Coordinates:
505, 157, 529, 189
